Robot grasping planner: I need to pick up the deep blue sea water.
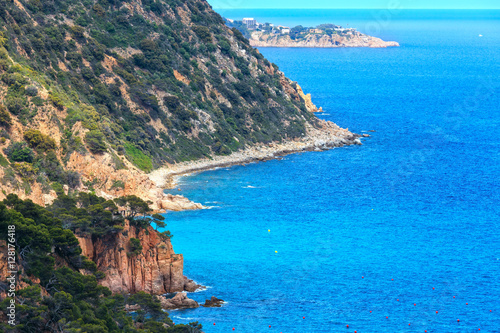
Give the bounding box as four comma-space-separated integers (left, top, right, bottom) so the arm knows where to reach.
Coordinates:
161, 10, 500, 332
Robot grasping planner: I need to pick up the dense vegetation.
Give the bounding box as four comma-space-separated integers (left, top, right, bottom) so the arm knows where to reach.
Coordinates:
0, 194, 200, 332
0, 1, 323, 330
0, 0, 316, 185
227, 20, 353, 41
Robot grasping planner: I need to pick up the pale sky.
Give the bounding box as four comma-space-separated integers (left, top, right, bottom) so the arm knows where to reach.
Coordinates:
208, 0, 500, 9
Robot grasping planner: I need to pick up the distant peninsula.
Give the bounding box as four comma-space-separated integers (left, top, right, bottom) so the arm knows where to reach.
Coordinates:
226, 19, 399, 48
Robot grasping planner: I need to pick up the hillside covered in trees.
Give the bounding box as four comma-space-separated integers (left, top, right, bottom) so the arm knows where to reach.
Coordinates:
0, 0, 320, 201
0, 0, 337, 330
0, 193, 202, 332
0, 0, 360, 330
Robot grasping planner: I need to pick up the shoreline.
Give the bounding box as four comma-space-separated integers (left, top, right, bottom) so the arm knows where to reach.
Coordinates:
250, 42, 400, 48
248, 32, 400, 49
149, 120, 365, 192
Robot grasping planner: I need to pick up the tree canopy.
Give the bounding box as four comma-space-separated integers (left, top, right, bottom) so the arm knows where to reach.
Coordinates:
0, 194, 196, 332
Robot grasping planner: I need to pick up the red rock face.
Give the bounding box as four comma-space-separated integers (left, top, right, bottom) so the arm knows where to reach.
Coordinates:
77, 221, 194, 294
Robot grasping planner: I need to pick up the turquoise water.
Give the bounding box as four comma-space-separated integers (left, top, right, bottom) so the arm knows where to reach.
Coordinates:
162, 10, 500, 332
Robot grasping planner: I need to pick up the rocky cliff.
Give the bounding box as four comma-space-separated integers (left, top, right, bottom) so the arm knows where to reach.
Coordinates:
296, 84, 322, 112
77, 220, 200, 294
250, 31, 399, 48
0, 197, 203, 330
0, 0, 343, 211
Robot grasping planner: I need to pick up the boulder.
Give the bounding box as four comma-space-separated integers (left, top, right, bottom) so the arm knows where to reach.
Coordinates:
159, 194, 204, 211
201, 296, 225, 308
158, 293, 199, 310
183, 277, 204, 292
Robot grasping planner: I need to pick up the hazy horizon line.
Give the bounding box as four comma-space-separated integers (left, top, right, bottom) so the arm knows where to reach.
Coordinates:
213, 7, 500, 10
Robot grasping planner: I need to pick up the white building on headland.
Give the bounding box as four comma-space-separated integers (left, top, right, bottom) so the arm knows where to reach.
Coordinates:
281, 28, 290, 34
242, 18, 257, 29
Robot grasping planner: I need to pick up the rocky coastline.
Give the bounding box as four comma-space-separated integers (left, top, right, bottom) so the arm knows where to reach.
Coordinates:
249, 31, 399, 48
149, 120, 364, 192
76, 220, 203, 295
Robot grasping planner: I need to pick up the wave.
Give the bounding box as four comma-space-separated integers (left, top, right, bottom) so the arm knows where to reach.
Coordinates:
193, 285, 212, 292
172, 316, 199, 320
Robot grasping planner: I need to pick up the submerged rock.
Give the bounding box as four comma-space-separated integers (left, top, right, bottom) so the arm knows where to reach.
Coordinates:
201, 296, 225, 308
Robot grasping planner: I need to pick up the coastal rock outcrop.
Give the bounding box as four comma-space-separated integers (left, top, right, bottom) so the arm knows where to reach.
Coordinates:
249, 31, 399, 48
158, 193, 205, 211
201, 296, 225, 307
76, 221, 201, 294
157, 293, 199, 310
296, 84, 322, 112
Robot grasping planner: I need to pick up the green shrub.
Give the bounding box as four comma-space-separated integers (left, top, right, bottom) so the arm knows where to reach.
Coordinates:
0, 154, 9, 167
4, 142, 34, 163
0, 59, 10, 72
163, 95, 181, 111
48, 93, 64, 110
31, 96, 45, 106
124, 143, 152, 172
13, 162, 38, 183
110, 179, 125, 190
25, 85, 38, 96
85, 130, 107, 154
69, 25, 85, 39
23, 129, 57, 151
193, 25, 212, 43
1, 167, 18, 187
0, 105, 12, 128
127, 238, 143, 256
0, 31, 6, 47
5, 95, 27, 115
51, 182, 64, 196
218, 39, 231, 54
92, 4, 105, 16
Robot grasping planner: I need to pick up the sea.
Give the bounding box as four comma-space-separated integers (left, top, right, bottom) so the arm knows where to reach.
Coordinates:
160, 9, 500, 332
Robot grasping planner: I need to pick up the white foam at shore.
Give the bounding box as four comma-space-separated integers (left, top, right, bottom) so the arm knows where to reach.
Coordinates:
148, 121, 361, 189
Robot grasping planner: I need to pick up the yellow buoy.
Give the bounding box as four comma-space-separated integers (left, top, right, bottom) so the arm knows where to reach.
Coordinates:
268, 229, 270, 232
275, 251, 278, 253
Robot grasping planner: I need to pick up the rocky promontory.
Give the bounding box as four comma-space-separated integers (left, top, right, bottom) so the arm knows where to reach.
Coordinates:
76, 220, 203, 295
250, 30, 399, 48
201, 296, 225, 307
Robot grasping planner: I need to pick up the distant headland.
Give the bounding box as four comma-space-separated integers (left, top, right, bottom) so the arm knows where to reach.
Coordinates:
226, 19, 399, 48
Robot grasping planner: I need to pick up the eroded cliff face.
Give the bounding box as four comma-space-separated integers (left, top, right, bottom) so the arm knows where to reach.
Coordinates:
77, 221, 200, 294
296, 84, 322, 113
250, 31, 399, 48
